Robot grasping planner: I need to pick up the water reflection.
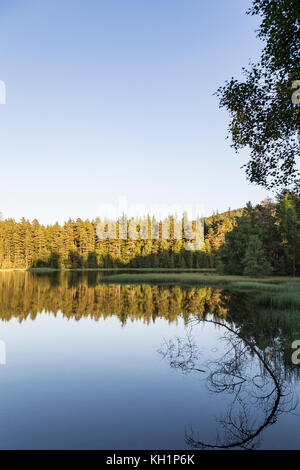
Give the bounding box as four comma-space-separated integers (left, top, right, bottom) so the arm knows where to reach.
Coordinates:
0, 271, 299, 449
0, 271, 232, 323
0, 271, 299, 371
160, 319, 297, 450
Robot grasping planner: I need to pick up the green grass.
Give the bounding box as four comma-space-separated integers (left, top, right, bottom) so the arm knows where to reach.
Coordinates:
255, 283, 300, 310
100, 272, 300, 286
229, 281, 300, 311
258, 292, 300, 309
101, 272, 232, 286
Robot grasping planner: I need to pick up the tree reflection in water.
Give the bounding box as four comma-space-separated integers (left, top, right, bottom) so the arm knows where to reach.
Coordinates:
159, 318, 297, 450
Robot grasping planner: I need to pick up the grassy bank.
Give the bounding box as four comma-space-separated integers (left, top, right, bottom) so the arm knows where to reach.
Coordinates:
0, 267, 216, 273
100, 272, 300, 287
28, 267, 216, 273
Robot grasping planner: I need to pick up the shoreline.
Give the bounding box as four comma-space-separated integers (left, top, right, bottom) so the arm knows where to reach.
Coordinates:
1, 269, 299, 290
0, 267, 216, 273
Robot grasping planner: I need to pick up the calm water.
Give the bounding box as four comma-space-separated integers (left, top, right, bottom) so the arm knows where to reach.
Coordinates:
0, 271, 299, 450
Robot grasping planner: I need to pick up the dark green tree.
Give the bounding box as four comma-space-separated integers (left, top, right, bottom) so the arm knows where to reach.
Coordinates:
279, 192, 300, 276
243, 235, 272, 276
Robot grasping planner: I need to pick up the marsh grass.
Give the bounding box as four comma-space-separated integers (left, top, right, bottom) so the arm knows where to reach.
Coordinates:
101, 272, 300, 287
255, 306, 300, 338
101, 272, 237, 286
257, 291, 300, 311
235, 281, 300, 311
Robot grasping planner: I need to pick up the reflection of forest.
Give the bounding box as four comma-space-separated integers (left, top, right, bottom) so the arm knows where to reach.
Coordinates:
0, 271, 231, 323
1, 272, 299, 377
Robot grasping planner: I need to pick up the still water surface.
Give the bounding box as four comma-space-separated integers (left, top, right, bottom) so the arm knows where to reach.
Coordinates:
0, 271, 299, 449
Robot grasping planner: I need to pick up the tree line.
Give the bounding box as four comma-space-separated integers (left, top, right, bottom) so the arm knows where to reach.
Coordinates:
0, 215, 210, 269
0, 190, 299, 275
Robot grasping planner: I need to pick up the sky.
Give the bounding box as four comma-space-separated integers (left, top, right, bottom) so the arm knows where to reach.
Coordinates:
0, 0, 272, 224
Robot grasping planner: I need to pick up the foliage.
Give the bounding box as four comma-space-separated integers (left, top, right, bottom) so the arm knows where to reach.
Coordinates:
218, 192, 300, 276
216, 0, 300, 189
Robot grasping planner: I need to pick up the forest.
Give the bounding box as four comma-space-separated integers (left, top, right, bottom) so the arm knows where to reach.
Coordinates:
0, 190, 299, 276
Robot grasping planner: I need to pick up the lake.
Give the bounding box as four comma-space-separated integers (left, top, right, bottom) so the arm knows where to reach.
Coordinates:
0, 271, 299, 450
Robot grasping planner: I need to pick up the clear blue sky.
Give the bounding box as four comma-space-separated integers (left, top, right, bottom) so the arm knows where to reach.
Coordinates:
0, 0, 271, 224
